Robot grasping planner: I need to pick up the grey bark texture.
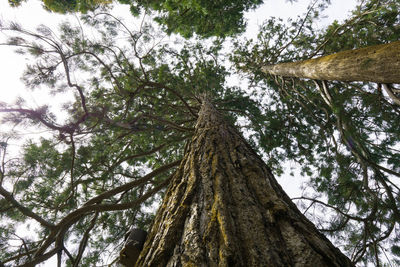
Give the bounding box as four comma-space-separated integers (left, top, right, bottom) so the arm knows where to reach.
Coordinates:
136, 99, 354, 267
262, 41, 400, 84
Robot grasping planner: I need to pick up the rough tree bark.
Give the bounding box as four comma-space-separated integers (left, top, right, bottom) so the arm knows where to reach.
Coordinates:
135, 98, 353, 266
262, 41, 400, 84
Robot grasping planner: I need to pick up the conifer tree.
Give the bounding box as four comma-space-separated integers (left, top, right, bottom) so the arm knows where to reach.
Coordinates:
232, 0, 400, 264
136, 97, 353, 266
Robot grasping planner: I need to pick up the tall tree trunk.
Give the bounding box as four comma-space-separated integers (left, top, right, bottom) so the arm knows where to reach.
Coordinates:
262, 41, 400, 83
136, 99, 353, 266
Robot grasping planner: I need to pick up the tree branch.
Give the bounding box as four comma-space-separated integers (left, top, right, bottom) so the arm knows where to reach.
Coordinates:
0, 185, 54, 228
382, 84, 400, 106
84, 159, 180, 206
73, 212, 99, 267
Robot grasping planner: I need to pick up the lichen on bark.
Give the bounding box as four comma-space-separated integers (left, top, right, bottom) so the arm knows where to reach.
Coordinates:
261, 41, 400, 84
136, 98, 353, 267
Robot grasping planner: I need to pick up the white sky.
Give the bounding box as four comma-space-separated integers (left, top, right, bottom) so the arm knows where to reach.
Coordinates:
0, 0, 357, 266
0, 0, 357, 104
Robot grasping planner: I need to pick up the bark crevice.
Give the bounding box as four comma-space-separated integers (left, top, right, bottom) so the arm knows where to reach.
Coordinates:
136, 99, 353, 267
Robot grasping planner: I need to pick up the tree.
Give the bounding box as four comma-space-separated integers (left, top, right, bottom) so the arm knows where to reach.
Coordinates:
8, 0, 111, 13
8, 0, 265, 37
232, 0, 400, 264
136, 97, 353, 266
261, 41, 400, 84
0, 13, 266, 266
1, 1, 398, 266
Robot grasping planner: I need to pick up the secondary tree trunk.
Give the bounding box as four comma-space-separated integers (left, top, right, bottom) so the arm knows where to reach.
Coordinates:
262, 41, 400, 84
136, 99, 353, 266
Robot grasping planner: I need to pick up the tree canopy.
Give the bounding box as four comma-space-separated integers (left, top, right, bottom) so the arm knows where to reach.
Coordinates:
0, 0, 399, 266
8, 0, 265, 37
0, 12, 264, 266
232, 0, 400, 265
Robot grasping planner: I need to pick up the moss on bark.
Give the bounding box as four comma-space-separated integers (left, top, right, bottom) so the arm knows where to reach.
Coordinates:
262, 41, 400, 83
136, 99, 354, 267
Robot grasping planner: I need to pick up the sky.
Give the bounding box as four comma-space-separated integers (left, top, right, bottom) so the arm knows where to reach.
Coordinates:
0, 0, 357, 105
0, 0, 358, 266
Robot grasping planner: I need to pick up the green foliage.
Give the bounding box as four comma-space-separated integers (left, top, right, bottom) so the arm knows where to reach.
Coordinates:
1, 0, 400, 265
231, 0, 400, 265
322, 0, 400, 53
7, 0, 25, 7
8, 0, 109, 13
0, 12, 264, 266
134, 0, 264, 38
45, 0, 112, 13
8, 0, 264, 37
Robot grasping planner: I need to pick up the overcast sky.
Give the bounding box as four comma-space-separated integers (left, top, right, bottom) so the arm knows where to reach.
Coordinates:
0, 0, 357, 265
0, 0, 357, 104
